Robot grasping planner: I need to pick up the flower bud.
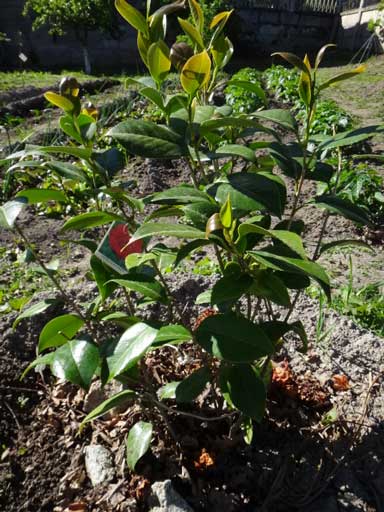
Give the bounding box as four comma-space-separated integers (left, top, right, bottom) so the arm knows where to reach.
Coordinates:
170, 42, 194, 70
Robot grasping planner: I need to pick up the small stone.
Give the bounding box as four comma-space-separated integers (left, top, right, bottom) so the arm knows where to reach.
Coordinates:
149, 480, 194, 512
84, 445, 115, 487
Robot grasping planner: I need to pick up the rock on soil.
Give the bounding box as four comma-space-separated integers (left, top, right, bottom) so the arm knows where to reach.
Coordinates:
84, 445, 115, 487
149, 480, 194, 512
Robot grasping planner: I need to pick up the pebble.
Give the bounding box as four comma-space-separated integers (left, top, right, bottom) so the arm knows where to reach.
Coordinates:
84, 445, 115, 487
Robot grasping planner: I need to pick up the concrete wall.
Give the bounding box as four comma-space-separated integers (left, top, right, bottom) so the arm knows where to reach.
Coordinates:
235, 7, 339, 55
0, 0, 141, 72
338, 5, 382, 50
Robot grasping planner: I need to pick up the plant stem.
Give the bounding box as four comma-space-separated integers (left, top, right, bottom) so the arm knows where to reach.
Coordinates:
214, 244, 225, 274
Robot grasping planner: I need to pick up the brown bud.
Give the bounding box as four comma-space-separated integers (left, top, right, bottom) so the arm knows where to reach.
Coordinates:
170, 42, 194, 70
59, 76, 80, 97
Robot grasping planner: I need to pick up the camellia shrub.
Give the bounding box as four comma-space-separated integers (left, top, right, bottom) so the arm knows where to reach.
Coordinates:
0, 0, 381, 466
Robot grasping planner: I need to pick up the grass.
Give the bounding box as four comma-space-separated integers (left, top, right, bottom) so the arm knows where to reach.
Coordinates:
317, 54, 384, 125
0, 70, 104, 94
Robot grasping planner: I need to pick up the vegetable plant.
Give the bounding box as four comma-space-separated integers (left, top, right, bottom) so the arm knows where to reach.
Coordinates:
0, 1, 382, 470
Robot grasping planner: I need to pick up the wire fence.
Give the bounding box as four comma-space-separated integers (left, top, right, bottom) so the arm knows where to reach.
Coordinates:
234, 0, 379, 12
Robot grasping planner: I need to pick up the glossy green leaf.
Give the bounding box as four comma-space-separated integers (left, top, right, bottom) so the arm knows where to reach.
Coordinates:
107, 323, 158, 380
250, 271, 291, 307
211, 274, 253, 305
20, 352, 55, 381
91, 256, 117, 302
178, 17, 204, 50
195, 312, 274, 363
0, 198, 27, 229
149, 185, 210, 204
59, 115, 82, 144
237, 224, 307, 259
147, 41, 171, 84
44, 91, 74, 112
62, 211, 124, 231
13, 298, 59, 329
181, 50, 211, 96
314, 195, 371, 226
107, 120, 187, 159
319, 239, 374, 255
184, 201, 218, 230
209, 172, 286, 218
252, 109, 298, 133
189, 0, 204, 32
154, 324, 192, 345
320, 64, 365, 90
216, 144, 256, 162
80, 390, 137, 429
16, 188, 66, 204
47, 161, 88, 182
130, 223, 205, 243
174, 239, 211, 267
316, 126, 383, 152
249, 250, 330, 299
38, 314, 84, 352
176, 367, 211, 403
261, 320, 308, 352
126, 421, 153, 470
52, 338, 99, 390
272, 52, 310, 75
115, 0, 149, 36
220, 364, 266, 421
110, 277, 167, 302
139, 86, 165, 111
157, 381, 179, 400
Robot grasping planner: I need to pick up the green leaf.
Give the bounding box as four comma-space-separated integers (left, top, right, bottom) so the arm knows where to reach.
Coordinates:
249, 250, 330, 299
237, 224, 307, 259
130, 223, 205, 243
44, 91, 74, 112
115, 0, 149, 37
272, 52, 311, 75
47, 161, 88, 182
59, 115, 82, 144
39, 145, 92, 160
261, 320, 308, 352
195, 290, 212, 304
211, 274, 253, 305
16, 188, 66, 204
110, 278, 167, 302
62, 211, 124, 231
107, 120, 187, 159
20, 353, 55, 381
216, 144, 256, 163
316, 126, 383, 152
195, 313, 274, 363
126, 421, 153, 470
178, 17, 204, 50
147, 41, 171, 84
139, 86, 165, 111
181, 50, 211, 96
189, 0, 204, 32
154, 324, 192, 346
149, 185, 210, 205
80, 390, 137, 429
176, 367, 211, 403
157, 381, 179, 400
0, 198, 27, 229
251, 109, 298, 133
220, 364, 266, 421
13, 298, 59, 329
209, 172, 286, 218
314, 195, 372, 226
184, 202, 218, 230
320, 64, 366, 90
220, 194, 232, 229
52, 338, 99, 390
174, 239, 211, 267
250, 271, 291, 307
38, 314, 84, 353
91, 256, 117, 302
319, 239, 374, 255
107, 323, 158, 381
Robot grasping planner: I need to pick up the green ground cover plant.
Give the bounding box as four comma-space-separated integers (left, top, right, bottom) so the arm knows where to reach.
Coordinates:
0, 0, 380, 469
263, 64, 353, 135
